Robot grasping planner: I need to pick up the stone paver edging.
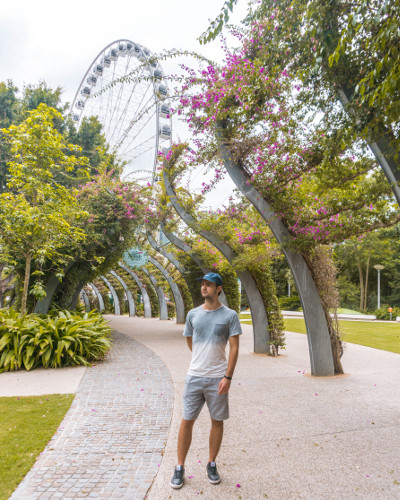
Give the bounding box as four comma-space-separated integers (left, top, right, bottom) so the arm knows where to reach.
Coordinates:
11, 331, 173, 499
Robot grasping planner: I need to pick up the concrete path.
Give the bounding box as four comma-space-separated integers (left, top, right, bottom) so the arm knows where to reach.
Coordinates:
109, 317, 400, 500
11, 330, 173, 499
0, 365, 86, 397
8, 316, 400, 499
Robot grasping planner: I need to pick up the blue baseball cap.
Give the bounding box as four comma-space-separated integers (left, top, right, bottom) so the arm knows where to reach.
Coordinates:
196, 272, 223, 287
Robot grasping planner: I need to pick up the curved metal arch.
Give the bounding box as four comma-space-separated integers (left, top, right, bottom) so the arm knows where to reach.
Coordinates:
34, 262, 75, 314
142, 268, 168, 320
146, 232, 202, 308
88, 282, 105, 312
147, 256, 185, 324
163, 168, 270, 353
119, 264, 152, 318
158, 223, 229, 307
338, 85, 400, 206
34, 273, 63, 314
100, 275, 121, 315
80, 289, 91, 312
160, 222, 208, 273
109, 271, 136, 317
147, 231, 185, 274
217, 133, 335, 376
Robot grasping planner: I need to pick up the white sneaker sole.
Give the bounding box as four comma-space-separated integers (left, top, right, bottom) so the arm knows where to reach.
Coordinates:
170, 481, 184, 489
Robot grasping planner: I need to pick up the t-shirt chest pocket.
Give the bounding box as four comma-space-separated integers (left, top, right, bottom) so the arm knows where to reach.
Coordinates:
213, 323, 228, 338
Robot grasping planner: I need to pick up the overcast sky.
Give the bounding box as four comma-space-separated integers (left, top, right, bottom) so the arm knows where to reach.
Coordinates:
0, 0, 249, 207
0, 0, 248, 104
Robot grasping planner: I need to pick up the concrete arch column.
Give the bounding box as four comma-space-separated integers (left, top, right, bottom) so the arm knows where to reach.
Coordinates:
146, 232, 203, 308
217, 133, 335, 375
109, 271, 136, 317
163, 168, 270, 354
81, 289, 91, 311
34, 262, 75, 314
159, 222, 228, 307
88, 282, 105, 312
142, 268, 168, 320
147, 256, 185, 324
100, 275, 121, 316
119, 264, 152, 318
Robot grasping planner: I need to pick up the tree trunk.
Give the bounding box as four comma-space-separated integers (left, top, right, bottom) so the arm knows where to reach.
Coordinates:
363, 255, 370, 312
21, 252, 32, 314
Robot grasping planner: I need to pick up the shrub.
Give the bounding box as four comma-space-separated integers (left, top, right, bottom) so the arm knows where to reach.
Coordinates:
278, 295, 302, 311
136, 302, 144, 317
167, 301, 175, 319
374, 305, 400, 321
0, 308, 111, 372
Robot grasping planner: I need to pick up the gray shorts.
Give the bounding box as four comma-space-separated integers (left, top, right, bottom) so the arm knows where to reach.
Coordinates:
182, 375, 229, 421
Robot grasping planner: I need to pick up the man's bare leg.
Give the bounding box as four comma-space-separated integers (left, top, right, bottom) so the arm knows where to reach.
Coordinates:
177, 418, 195, 466
208, 419, 224, 462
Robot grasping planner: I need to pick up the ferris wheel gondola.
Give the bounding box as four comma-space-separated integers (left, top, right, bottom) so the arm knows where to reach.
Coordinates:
70, 39, 172, 182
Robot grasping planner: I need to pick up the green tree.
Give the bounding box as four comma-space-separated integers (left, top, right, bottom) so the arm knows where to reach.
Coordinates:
0, 104, 89, 313
18, 81, 66, 122
334, 232, 394, 312
0, 80, 18, 129
66, 116, 124, 176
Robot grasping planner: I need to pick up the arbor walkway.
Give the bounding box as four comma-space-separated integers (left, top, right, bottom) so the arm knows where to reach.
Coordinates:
12, 317, 400, 499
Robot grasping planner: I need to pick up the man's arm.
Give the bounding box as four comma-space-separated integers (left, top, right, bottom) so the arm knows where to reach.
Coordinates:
218, 335, 239, 394
186, 337, 192, 351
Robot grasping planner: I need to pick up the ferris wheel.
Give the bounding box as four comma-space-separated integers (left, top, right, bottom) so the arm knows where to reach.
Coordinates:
71, 39, 172, 181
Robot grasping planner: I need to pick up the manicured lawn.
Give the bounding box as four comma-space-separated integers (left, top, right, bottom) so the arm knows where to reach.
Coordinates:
284, 318, 400, 354
336, 308, 363, 315
240, 316, 400, 354
0, 394, 74, 500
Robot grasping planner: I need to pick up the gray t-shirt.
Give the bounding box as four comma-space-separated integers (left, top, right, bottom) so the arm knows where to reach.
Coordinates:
183, 304, 242, 378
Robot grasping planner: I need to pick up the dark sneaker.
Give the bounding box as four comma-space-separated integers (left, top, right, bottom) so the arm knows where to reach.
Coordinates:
206, 461, 221, 484
170, 465, 185, 489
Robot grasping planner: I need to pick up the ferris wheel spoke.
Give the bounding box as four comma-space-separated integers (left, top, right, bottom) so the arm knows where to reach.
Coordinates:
115, 93, 156, 153
104, 63, 119, 136
107, 56, 137, 145
106, 63, 133, 144
117, 106, 157, 157
121, 134, 157, 159
108, 65, 150, 147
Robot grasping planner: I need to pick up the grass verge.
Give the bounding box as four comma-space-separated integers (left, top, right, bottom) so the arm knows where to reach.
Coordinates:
283, 318, 400, 354
0, 394, 74, 500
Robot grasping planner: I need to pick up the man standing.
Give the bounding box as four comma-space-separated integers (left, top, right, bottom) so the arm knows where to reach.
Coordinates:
170, 272, 242, 489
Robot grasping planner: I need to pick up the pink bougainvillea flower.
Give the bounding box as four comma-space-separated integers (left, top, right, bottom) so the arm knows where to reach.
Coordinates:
236, 483, 241, 488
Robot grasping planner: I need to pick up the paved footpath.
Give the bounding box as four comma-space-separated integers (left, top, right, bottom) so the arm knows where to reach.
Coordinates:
11, 330, 173, 499
111, 317, 400, 500
10, 316, 400, 499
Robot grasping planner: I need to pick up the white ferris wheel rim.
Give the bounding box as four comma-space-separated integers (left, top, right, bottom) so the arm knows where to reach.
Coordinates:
70, 39, 172, 182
